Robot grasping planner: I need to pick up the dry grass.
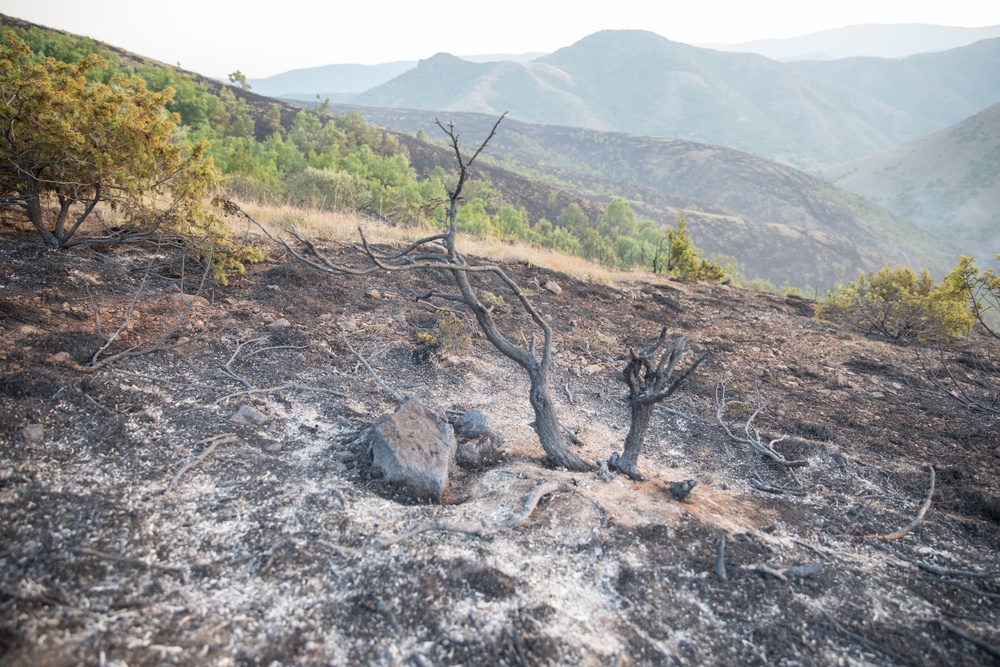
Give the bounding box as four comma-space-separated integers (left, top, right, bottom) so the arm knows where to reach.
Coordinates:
226, 200, 680, 290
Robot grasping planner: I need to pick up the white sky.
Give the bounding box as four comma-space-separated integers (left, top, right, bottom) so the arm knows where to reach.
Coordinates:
2, 0, 999, 78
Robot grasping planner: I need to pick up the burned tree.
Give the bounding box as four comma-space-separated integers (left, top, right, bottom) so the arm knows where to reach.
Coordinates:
610, 328, 707, 480
222, 114, 590, 471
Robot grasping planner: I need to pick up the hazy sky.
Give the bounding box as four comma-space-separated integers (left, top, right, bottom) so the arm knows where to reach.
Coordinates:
2, 0, 999, 78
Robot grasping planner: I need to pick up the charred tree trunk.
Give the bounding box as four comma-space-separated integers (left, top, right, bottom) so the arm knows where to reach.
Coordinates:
614, 401, 655, 479
611, 328, 707, 480
529, 371, 590, 471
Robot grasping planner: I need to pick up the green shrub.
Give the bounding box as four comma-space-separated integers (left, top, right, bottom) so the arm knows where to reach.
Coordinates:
816, 266, 974, 342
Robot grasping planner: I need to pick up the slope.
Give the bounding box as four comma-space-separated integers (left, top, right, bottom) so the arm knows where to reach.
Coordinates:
822, 102, 1000, 255
336, 106, 955, 288
789, 37, 1000, 128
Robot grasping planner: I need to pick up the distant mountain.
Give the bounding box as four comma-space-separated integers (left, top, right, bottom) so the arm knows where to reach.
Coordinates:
247, 53, 544, 99
329, 105, 955, 288
788, 38, 1000, 128
822, 102, 1000, 256
355, 30, 1000, 169
248, 62, 417, 98
705, 23, 1000, 61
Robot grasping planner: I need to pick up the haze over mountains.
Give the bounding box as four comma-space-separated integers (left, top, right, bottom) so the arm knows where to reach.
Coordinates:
705, 23, 1000, 60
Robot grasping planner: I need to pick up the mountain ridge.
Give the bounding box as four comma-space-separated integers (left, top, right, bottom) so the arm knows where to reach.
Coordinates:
354, 29, 999, 169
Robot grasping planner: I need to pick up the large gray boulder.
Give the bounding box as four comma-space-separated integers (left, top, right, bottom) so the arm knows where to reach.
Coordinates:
371, 399, 456, 501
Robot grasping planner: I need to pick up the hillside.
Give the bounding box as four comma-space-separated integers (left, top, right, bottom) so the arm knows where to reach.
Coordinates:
822, 102, 1000, 255
1, 230, 998, 666
333, 106, 956, 287
788, 37, 1000, 128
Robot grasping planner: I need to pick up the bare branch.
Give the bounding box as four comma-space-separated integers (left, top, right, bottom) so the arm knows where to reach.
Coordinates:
340, 325, 405, 405
864, 465, 935, 541
715, 381, 809, 469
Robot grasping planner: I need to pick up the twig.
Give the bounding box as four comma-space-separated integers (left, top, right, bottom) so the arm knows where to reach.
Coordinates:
820, 607, 912, 665
756, 564, 788, 582
220, 335, 266, 389
83, 393, 118, 417
751, 472, 807, 496
72, 546, 186, 581
168, 434, 240, 490
495, 480, 561, 528
715, 536, 728, 582
241, 343, 311, 359
864, 465, 935, 540
336, 480, 561, 554
564, 383, 574, 405
938, 578, 1000, 600
340, 325, 405, 404
936, 619, 1000, 658
867, 541, 1000, 579
715, 382, 809, 469
70, 245, 215, 373
213, 383, 347, 405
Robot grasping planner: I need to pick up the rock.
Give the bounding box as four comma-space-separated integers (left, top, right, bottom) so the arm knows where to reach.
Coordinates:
542, 280, 562, 295
171, 293, 211, 308
456, 439, 489, 469
453, 409, 490, 441
230, 404, 268, 426
371, 399, 456, 501
267, 318, 292, 329
669, 479, 698, 502
18, 423, 44, 443
584, 363, 603, 375
366, 289, 381, 299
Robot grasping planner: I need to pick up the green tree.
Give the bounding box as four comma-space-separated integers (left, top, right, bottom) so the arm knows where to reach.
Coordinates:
943, 255, 1000, 338
816, 266, 974, 342
599, 197, 637, 239
228, 70, 250, 90
0, 34, 218, 248
653, 216, 725, 281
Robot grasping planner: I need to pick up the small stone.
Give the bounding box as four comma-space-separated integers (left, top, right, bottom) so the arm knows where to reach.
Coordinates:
230, 404, 268, 426
584, 363, 603, 375
366, 289, 382, 299
268, 318, 292, 329
453, 410, 490, 441
669, 479, 698, 501
871, 391, 885, 398
542, 280, 562, 295
263, 441, 283, 453
18, 423, 44, 442
456, 440, 487, 469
